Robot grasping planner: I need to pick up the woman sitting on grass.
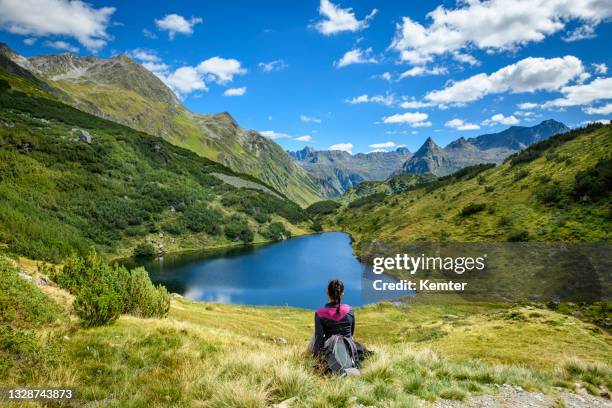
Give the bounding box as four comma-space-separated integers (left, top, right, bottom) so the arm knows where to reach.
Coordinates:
310, 279, 369, 373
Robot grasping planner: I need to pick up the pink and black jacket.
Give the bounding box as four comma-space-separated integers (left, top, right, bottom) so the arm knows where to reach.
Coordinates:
313, 302, 355, 356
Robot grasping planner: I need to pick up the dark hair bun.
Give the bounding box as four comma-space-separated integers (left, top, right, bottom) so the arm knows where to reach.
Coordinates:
327, 279, 345, 313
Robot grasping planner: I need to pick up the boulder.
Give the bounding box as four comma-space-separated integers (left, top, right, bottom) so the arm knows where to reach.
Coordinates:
76, 129, 93, 144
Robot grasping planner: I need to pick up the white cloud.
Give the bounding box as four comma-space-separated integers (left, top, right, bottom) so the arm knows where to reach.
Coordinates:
23, 37, 36, 45
329, 143, 353, 153
224, 87, 246, 96
562, 23, 596, 42
260, 130, 290, 139
258, 59, 288, 73
517, 102, 539, 110
300, 115, 322, 124
541, 77, 612, 108
314, 0, 377, 35
399, 99, 435, 109
369, 141, 397, 150
583, 103, 612, 115
389, 0, 612, 65
382, 112, 429, 126
514, 110, 536, 117
335, 47, 377, 68
295, 135, 313, 142
425, 56, 585, 105
481, 113, 520, 126
160, 66, 207, 95
380, 72, 392, 81
453, 52, 479, 66
142, 28, 157, 39
155, 14, 202, 39
593, 63, 608, 75
581, 119, 611, 125
345, 93, 395, 106
399, 66, 447, 79
197, 56, 246, 83
0, 0, 115, 51
132, 48, 160, 62
44, 40, 79, 53
411, 121, 432, 128
445, 118, 480, 131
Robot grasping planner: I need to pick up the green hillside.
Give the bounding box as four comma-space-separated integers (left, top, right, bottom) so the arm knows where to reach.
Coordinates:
329, 124, 611, 245
0, 45, 322, 207
0, 71, 316, 262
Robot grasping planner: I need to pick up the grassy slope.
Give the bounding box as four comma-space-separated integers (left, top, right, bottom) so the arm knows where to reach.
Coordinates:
2, 257, 610, 407
32, 67, 322, 207
0, 72, 313, 261
332, 125, 611, 244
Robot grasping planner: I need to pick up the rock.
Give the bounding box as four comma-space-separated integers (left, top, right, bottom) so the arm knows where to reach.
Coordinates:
443, 314, 459, 319
37, 277, 49, 286
76, 129, 93, 144
600, 388, 611, 399
274, 337, 288, 345
273, 397, 297, 408
170, 293, 183, 299
63, 335, 70, 341
18, 271, 33, 281
572, 311, 585, 318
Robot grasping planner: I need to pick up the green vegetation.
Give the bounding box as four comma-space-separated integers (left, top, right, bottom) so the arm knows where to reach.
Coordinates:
330, 124, 611, 243
133, 242, 156, 258
51, 251, 169, 326
306, 200, 342, 217
339, 173, 437, 204
0, 74, 314, 261
2, 262, 610, 407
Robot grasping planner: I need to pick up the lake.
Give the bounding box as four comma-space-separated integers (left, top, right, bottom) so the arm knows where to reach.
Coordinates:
125, 232, 400, 309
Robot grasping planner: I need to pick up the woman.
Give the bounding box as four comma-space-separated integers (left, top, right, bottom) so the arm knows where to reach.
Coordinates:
310, 280, 369, 366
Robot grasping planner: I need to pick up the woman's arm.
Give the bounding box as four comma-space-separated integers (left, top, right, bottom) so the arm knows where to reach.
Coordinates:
313, 314, 325, 356
350, 310, 355, 336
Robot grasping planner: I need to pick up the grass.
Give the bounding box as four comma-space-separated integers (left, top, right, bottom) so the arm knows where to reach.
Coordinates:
2, 258, 610, 407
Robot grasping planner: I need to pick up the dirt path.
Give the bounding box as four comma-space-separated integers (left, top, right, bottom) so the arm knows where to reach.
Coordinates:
433, 385, 611, 408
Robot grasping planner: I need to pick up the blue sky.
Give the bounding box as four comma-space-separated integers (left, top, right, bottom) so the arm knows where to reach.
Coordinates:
0, 0, 611, 153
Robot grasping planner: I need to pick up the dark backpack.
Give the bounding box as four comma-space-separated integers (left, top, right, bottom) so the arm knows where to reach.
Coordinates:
322, 335, 360, 376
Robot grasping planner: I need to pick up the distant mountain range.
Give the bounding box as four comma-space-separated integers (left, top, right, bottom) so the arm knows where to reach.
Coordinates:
397, 120, 570, 176
0, 43, 321, 206
289, 120, 569, 197
288, 147, 412, 196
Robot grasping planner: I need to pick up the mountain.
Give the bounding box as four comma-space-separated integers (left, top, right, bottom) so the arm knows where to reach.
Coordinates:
330, 123, 611, 244
288, 146, 412, 196
339, 173, 437, 204
0, 43, 321, 207
0, 68, 316, 261
398, 120, 570, 176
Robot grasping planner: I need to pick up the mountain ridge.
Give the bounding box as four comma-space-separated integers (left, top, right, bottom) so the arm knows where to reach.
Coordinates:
397, 119, 570, 176
0, 43, 322, 207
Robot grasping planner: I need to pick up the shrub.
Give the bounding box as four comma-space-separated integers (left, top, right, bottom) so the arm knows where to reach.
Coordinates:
306, 200, 341, 217
261, 222, 290, 241
348, 193, 386, 209
311, 220, 323, 232
573, 158, 612, 202
535, 183, 564, 205
224, 217, 254, 244
508, 229, 530, 242
133, 242, 156, 258
72, 263, 125, 327
123, 267, 170, 318
184, 203, 222, 235
460, 203, 486, 217
513, 169, 530, 181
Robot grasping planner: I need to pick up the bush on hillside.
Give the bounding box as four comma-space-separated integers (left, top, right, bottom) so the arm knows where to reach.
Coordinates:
261, 222, 290, 241
123, 267, 170, 318
573, 157, 612, 202
306, 200, 341, 217
184, 203, 222, 235
133, 242, 156, 258
535, 183, 564, 205
72, 261, 125, 327
224, 217, 254, 244
54, 251, 170, 326
460, 203, 486, 217
347, 193, 386, 209
508, 229, 530, 242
